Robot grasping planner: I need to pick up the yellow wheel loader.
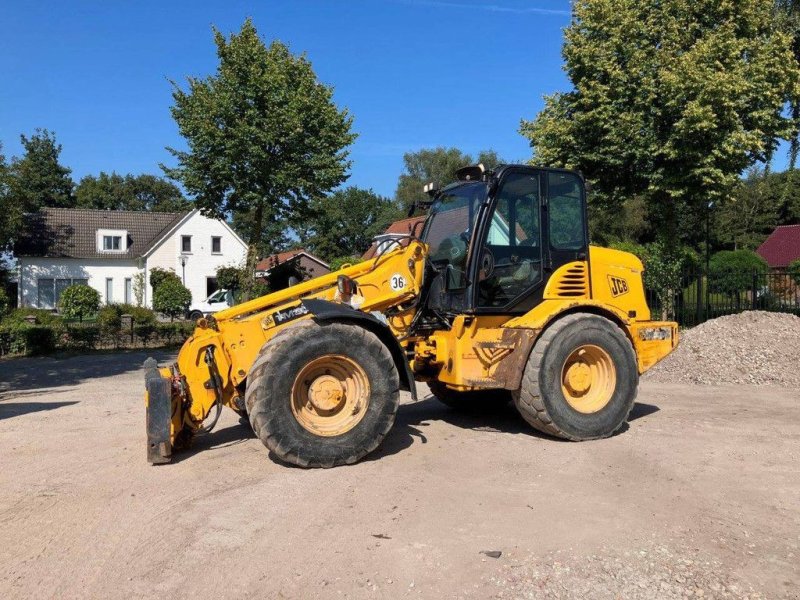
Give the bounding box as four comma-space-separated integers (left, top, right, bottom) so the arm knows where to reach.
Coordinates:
144, 164, 678, 468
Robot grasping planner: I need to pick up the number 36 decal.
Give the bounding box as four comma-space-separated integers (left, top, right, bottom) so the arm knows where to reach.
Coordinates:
390, 274, 407, 292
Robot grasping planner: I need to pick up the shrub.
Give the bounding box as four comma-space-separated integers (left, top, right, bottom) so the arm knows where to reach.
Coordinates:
98, 305, 123, 333
134, 323, 156, 346
789, 259, 800, 287
153, 279, 192, 320
708, 250, 768, 298
149, 267, 181, 291
65, 324, 101, 350
3, 308, 63, 327
6, 324, 59, 355
114, 303, 156, 326
0, 288, 9, 318
58, 284, 100, 321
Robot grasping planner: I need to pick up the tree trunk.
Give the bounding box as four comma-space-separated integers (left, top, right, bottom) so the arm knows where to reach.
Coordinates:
790, 101, 800, 171
244, 201, 265, 301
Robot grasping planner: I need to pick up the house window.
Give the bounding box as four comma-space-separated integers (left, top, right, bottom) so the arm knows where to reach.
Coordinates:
105, 278, 113, 304
181, 235, 192, 253
124, 278, 133, 304
37, 277, 90, 309
211, 236, 222, 254
37, 279, 55, 309
103, 235, 122, 251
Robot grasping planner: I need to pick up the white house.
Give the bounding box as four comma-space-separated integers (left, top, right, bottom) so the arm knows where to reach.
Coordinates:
15, 207, 247, 309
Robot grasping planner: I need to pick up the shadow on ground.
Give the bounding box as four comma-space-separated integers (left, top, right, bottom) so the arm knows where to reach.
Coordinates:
0, 349, 176, 400
0, 401, 79, 420
151, 396, 661, 466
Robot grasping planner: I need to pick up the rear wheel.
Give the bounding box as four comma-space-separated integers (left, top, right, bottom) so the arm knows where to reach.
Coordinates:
428, 381, 511, 413
513, 313, 638, 440
245, 320, 400, 468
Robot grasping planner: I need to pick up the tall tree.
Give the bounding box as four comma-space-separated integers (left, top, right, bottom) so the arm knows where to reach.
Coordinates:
521, 0, 798, 249
0, 144, 13, 253
298, 187, 400, 261
75, 172, 190, 212
777, 0, 800, 169
8, 128, 74, 213
163, 18, 356, 271
395, 147, 502, 212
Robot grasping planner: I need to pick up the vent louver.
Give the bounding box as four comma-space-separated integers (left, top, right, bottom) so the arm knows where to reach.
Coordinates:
553, 263, 588, 297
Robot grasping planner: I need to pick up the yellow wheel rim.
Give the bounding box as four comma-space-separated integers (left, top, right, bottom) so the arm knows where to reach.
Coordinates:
560, 344, 616, 414
291, 355, 370, 436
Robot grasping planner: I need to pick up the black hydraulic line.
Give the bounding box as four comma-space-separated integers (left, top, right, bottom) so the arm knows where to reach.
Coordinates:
197, 346, 224, 435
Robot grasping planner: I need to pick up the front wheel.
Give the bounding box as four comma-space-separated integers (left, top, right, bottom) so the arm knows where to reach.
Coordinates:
513, 314, 638, 440
245, 320, 400, 468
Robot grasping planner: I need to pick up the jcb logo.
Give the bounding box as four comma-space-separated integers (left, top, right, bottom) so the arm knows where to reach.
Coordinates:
608, 275, 629, 297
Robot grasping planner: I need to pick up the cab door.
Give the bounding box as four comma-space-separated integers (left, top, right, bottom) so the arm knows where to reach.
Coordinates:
472, 168, 544, 311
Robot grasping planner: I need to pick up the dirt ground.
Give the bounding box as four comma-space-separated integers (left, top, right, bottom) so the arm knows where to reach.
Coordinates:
0, 351, 798, 599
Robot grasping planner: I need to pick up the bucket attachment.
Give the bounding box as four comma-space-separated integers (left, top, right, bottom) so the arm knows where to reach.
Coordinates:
144, 357, 173, 464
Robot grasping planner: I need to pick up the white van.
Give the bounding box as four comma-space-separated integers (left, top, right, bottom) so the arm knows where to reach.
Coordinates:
187, 289, 234, 320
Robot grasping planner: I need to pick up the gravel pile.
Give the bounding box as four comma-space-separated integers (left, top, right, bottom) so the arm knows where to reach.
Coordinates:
645, 311, 800, 386
489, 544, 770, 600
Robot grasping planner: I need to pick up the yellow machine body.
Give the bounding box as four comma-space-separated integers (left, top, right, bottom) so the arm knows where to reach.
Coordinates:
146, 238, 676, 462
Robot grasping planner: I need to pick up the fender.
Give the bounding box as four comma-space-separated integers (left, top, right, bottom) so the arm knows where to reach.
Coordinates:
301, 298, 418, 401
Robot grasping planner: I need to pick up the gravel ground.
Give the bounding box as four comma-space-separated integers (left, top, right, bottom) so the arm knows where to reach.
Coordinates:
1, 351, 798, 599
646, 311, 800, 386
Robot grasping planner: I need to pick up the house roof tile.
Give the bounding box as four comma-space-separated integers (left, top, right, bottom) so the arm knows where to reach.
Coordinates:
14, 207, 188, 259
756, 224, 800, 268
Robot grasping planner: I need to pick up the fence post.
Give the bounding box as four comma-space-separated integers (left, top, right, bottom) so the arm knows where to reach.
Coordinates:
694, 270, 702, 326
121, 314, 134, 344
751, 273, 758, 310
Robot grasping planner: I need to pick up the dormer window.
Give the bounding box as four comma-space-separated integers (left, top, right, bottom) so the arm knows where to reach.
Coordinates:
103, 235, 122, 251
97, 229, 128, 253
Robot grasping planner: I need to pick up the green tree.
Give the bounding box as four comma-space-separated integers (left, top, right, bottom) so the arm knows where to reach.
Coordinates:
75, 172, 190, 212
521, 0, 798, 250
216, 264, 245, 290
153, 278, 192, 320
8, 129, 74, 213
0, 144, 12, 252
788, 258, 800, 285
58, 284, 100, 322
163, 18, 356, 275
715, 167, 800, 250
395, 147, 502, 213
0, 287, 9, 318
149, 267, 181, 291
328, 256, 360, 271
299, 187, 399, 261
708, 249, 768, 304
777, 0, 800, 168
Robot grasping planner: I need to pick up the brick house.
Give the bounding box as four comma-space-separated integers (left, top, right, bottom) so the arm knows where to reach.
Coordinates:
255, 249, 330, 290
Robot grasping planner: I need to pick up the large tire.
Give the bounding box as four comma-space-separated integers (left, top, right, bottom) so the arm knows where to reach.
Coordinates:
513, 313, 638, 441
245, 319, 400, 468
428, 381, 511, 413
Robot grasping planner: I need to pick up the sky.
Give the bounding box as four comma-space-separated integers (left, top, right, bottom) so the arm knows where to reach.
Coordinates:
0, 0, 574, 198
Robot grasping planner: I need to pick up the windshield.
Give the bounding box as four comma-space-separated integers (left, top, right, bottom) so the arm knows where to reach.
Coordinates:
206, 289, 226, 303
420, 181, 487, 287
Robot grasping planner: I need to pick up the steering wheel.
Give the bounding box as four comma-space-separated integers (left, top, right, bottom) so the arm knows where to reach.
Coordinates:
434, 232, 468, 265
479, 247, 495, 280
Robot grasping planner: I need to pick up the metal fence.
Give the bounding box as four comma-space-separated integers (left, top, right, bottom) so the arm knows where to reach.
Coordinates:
644, 268, 800, 327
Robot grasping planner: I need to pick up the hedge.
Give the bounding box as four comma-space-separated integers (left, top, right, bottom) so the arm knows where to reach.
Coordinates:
0, 312, 196, 357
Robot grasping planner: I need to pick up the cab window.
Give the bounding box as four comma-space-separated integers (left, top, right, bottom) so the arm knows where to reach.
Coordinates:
548, 172, 586, 251
477, 172, 542, 308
